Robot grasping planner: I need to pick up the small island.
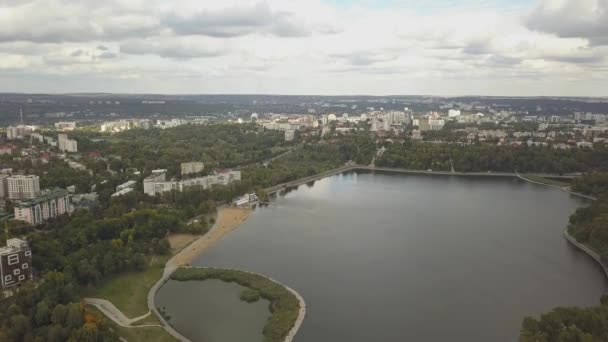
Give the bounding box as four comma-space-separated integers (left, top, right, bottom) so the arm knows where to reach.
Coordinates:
170, 267, 303, 342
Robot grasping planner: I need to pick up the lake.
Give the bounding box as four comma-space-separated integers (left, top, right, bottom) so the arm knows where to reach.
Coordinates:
160, 171, 608, 342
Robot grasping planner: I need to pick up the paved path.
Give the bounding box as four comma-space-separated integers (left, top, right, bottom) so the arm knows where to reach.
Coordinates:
84, 298, 159, 328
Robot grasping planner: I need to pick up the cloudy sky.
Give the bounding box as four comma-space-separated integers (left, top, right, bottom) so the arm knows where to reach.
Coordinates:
0, 0, 606, 96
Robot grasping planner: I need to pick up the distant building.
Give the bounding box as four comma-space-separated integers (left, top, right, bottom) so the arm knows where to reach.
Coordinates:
0, 145, 15, 155
285, 130, 295, 142
181, 162, 205, 176
0, 238, 33, 289
14, 188, 72, 225
6, 125, 32, 140
0, 174, 9, 198
58, 134, 78, 153
448, 109, 461, 118
144, 170, 241, 196
54, 121, 76, 131
251, 113, 259, 122
8, 175, 40, 200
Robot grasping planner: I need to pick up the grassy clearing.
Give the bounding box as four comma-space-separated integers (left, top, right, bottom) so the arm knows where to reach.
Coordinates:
171, 267, 300, 342
86, 255, 168, 317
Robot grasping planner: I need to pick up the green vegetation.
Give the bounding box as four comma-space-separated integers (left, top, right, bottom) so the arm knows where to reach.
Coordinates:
378, 141, 608, 173
240, 288, 261, 303
87, 256, 167, 317
0, 272, 118, 341
87, 306, 178, 342
520, 172, 608, 341
572, 173, 608, 197
171, 267, 300, 342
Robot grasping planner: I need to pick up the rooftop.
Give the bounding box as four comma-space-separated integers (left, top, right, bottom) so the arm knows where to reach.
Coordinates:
17, 188, 69, 208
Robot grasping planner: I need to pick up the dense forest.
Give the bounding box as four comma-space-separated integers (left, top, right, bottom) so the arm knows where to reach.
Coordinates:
377, 141, 608, 173
520, 173, 608, 341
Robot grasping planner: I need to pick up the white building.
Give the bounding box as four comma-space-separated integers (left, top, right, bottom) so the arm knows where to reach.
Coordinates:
14, 188, 72, 225
54, 122, 76, 131
8, 175, 40, 200
448, 109, 462, 118
6, 125, 32, 140
428, 119, 445, 131
144, 170, 241, 196
58, 134, 77, 153
285, 130, 295, 142
181, 162, 205, 176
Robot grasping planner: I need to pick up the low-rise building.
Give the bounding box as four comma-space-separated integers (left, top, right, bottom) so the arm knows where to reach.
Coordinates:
116, 180, 137, 192
0, 238, 33, 289
111, 188, 134, 197
14, 188, 72, 225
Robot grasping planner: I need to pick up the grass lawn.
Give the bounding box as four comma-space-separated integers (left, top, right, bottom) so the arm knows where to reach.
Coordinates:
86, 255, 168, 318
88, 306, 178, 342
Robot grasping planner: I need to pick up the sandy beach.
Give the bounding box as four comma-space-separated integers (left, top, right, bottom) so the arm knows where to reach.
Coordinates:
169, 207, 251, 267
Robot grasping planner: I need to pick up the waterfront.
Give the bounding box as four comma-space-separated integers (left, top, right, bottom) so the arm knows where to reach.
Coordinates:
164, 171, 607, 341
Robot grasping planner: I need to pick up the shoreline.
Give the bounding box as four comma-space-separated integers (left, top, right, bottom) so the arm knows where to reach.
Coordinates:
264, 164, 578, 195
563, 230, 608, 279
148, 207, 252, 342
148, 166, 589, 342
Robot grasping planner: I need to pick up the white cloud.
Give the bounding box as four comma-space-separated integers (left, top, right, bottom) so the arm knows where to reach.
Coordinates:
0, 0, 606, 95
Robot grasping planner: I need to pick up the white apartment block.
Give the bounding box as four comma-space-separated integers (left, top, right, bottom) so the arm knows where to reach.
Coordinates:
144, 170, 241, 196
58, 134, 78, 153
8, 175, 40, 200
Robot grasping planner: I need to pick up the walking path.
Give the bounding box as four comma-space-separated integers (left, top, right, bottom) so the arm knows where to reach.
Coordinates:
83, 298, 159, 328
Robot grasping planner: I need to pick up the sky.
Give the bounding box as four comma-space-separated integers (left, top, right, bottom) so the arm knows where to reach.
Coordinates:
0, 0, 607, 96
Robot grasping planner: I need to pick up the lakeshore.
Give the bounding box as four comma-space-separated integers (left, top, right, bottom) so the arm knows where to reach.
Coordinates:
188, 171, 602, 341
96, 167, 595, 342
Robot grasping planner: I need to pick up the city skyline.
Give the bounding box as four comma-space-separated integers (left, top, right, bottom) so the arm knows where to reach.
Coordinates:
0, 0, 606, 96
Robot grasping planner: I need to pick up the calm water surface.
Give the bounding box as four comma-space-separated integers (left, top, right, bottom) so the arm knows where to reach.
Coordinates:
156, 279, 270, 342
165, 172, 608, 342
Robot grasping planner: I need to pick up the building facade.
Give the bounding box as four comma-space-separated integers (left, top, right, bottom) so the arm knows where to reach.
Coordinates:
14, 188, 72, 225
58, 134, 78, 153
8, 175, 40, 200
181, 162, 205, 176
0, 238, 33, 289
144, 170, 241, 196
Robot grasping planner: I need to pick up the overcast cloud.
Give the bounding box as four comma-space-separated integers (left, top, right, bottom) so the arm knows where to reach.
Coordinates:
0, 0, 606, 96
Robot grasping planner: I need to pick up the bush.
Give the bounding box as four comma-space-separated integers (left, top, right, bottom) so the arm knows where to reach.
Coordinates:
240, 289, 261, 303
